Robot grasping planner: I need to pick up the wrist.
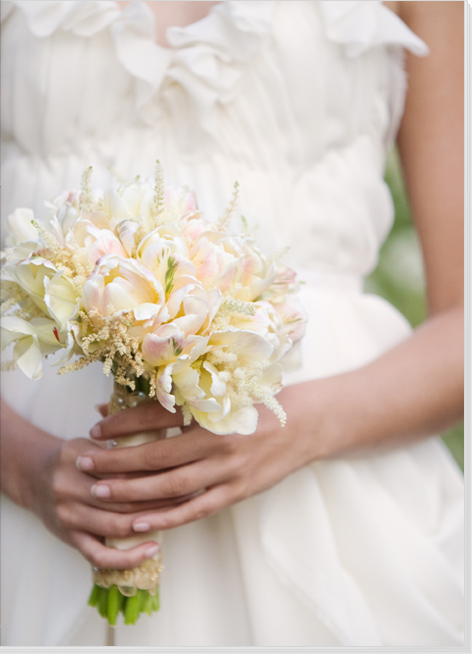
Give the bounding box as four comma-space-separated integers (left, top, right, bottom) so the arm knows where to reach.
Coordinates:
287, 374, 368, 464
0, 400, 60, 512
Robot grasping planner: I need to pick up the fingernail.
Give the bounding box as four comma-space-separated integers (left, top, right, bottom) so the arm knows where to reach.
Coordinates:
133, 522, 151, 532
145, 544, 160, 558
76, 456, 94, 472
91, 484, 111, 499
90, 425, 102, 439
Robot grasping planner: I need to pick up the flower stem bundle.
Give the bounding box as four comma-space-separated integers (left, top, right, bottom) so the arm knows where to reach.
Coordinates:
88, 584, 160, 626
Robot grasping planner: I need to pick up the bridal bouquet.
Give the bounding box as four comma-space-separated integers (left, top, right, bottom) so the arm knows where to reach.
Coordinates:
1, 165, 306, 625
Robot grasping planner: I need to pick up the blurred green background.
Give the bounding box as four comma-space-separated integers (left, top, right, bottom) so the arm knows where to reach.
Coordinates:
366, 149, 464, 471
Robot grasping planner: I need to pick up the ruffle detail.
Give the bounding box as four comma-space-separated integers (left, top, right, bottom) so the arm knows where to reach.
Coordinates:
161, 1, 275, 146
2, 1, 120, 37
318, 1, 429, 58
109, 2, 172, 110
111, 1, 275, 139
3, 1, 275, 151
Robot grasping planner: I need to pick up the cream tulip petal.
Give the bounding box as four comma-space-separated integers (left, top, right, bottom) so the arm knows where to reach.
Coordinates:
13, 335, 43, 380
202, 361, 227, 397
116, 219, 139, 256
133, 303, 161, 321
5, 208, 38, 246
211, 328, 274, 362
189, 397, 222, 413
1, 315, 38, 338
44, 273, 78, 329
196, 404, 258, 435
172, 364, 201, 393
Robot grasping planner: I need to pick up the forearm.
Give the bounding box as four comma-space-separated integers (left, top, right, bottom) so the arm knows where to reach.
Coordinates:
0, 399, 59, 510
306, 304, 463, 460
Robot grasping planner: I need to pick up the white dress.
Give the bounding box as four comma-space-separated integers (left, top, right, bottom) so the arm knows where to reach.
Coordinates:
0, 0, 464, 647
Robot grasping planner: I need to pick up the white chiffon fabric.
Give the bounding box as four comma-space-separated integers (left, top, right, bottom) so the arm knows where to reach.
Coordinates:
0, 0, 464, 646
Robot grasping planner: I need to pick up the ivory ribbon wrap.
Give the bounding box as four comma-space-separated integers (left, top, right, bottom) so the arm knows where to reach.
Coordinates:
92, 383, 165, 596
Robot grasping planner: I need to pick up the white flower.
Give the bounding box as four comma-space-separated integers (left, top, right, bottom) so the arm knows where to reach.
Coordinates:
5, 208, 39, 247
1, 316, 62, 380
82, 255, 165, 320
6, 257, 60, 314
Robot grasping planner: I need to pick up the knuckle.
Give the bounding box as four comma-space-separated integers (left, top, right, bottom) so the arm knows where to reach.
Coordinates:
234, 478, 251, 500
192, 507, 207, 521
164, 473, 188, 498
193, 500, 214, 521
58, 438, 87, 466
50, 470, 66, 498
103, 480, 122, 500
110, 515, 132, 538
115, 480, 145, 503
145, 444, 165, 470
55, 502, 72, 525
227, 452, 246, 476
115, 502, 138, 513
58, 441, 72, 465
91, 552, 108, 568
155, 513, 173, 530
219, 434, 238, 456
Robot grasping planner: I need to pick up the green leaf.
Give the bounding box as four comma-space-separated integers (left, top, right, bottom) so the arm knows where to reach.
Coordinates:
98, 587, 108, 619
88, 583, 101, 608
107, 585, 123, 626
124, 591, 141, 625
165, 255, 178, 295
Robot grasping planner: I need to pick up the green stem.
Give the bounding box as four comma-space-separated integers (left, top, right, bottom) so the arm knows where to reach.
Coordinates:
98, 587, 109, 619
88, 583, 101, 608
107, 585, 123, 626
124, 590, 141, 625
89, 585, 160, 625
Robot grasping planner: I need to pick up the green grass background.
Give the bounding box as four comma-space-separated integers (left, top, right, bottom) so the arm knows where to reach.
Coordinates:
366, 149, 464, 471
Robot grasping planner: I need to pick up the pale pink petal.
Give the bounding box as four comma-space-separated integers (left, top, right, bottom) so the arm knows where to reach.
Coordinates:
82, 279, 102, 313
86, 229, 127, 265
155, 364, 176, 413
116, 219, 139, 256
133, 303, 161, 321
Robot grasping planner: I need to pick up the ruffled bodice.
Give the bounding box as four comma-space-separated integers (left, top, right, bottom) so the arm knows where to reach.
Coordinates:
1, 0, 427, 282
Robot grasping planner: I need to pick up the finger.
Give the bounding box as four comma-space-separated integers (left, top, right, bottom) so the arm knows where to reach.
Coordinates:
96, 404, 108, 418
130, 486, 231, 532
77, 429, 228, 475
61, 500, 198, 537
90, 401, 185, 441
89, 459, 227, 503
58, 503, 136, 539
70, 531, 160, 570
87, 492, 202, 515
57, 466, 178, 514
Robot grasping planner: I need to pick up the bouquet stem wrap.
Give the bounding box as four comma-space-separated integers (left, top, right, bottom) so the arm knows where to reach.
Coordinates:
88, 378, 164, 625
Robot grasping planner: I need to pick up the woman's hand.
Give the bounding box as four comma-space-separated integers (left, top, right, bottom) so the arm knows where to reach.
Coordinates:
0, 400, 170, 569
77, 384, 318, 533
34, 436, 167, 568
